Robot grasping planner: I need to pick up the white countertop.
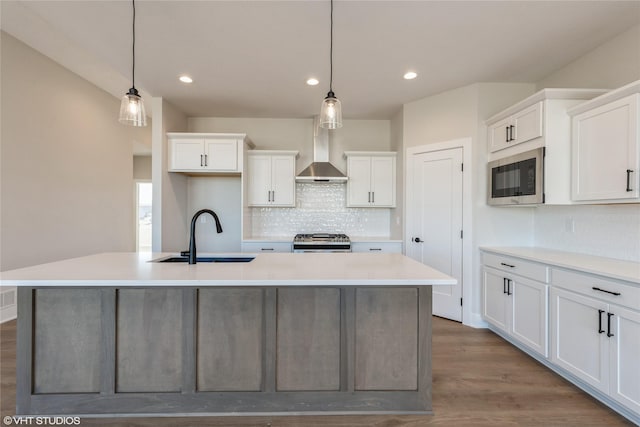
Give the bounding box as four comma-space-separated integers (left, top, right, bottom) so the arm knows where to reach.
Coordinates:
0, 252, 456, 287
481, 247, 640, 284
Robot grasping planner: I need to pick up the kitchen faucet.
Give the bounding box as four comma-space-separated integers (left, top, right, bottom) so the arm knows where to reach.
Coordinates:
188, 209, 223, 264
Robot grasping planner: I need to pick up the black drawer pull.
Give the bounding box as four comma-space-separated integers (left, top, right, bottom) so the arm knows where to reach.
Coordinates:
598, 309, 605, 334
506, 279, 512, 296
627, 169, 633, 192
592, 287, 621, 296
500, 262, 515, 268
607, 312, 614, 338
369, 248, 382, 251
260, 248, 274, 251
503, 278, 507, 294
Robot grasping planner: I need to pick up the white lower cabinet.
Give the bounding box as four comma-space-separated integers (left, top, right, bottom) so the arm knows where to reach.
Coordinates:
550, 287, 640, 414
482, 249, 640, 423
483, 266, 548, 357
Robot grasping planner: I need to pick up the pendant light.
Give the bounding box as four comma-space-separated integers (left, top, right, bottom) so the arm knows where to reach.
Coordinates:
119, 0, 147, 127
319, 0, 342, 129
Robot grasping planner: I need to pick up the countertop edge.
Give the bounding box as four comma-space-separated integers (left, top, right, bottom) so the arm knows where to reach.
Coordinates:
480, 246, 640, 284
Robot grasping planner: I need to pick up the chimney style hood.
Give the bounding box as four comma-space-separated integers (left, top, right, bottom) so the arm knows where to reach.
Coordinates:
296, 116, 347, 182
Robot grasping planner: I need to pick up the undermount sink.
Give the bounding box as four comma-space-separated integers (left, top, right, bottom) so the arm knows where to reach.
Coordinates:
154, 256, 255, 263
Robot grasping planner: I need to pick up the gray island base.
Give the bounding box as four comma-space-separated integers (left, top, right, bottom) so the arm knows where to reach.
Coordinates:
4, 252, 455, 417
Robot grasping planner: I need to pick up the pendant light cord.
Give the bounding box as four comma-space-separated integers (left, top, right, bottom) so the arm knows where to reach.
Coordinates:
132, 0, 136, 89
329, 0, 333, 93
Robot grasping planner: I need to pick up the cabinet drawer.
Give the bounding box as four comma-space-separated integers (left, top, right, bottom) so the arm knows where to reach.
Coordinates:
551, 268, 640, 310
242, 242, 292, 253
482, 252, 549, 283
351, 242, 402, 253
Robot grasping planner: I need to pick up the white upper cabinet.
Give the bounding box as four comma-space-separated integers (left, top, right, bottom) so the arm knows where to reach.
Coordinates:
568, 81, 640, 203
486, 89, 607, 204
247, 151, 298, 207
488, 102, 543, 152
344, 152, 396, 207
167, 133, 253, 174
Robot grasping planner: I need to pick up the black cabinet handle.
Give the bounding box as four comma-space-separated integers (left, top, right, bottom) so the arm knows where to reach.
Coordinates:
627, 169, 633, 192
369, 248, 382, 251
607, 312, 614, 338
592, 287, 621, 296
598, 309, 605, 334
509, 125, 515, 141
506, 279, 512, 296
500, 262, 516, 268
503, 278, 507, 294
505, 126, 509, 142
260, 248, 274, 251
200, 154, 204, 167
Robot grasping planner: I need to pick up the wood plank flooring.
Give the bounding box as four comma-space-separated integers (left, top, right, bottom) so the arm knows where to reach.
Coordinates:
1, 316, 633, 426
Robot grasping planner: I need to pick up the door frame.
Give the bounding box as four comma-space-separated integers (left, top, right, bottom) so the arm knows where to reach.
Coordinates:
405, 138, 473, 325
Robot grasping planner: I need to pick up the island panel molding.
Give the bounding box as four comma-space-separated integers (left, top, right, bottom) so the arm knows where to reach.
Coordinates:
16, 284, 435, 416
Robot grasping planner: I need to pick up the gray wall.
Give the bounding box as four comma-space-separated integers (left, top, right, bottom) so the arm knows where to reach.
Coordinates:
0, 32, 150, 271
133, 156, 152, 181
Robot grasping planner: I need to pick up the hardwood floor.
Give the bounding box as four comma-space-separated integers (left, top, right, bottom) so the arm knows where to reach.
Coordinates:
1, 316, 633, 426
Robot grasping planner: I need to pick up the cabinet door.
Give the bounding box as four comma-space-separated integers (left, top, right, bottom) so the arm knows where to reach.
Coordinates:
511, 277, 548, 357
482, 268, 509, 333
247, 156, 272, 206
550, 288, 609, 393
170, 139, 204, 170
204, 139, 238, 171
572, 94, 639, 201
347, 156, 372, 207
370, 156, 395, 207
512, 102, 543, 145
609, 304, 640, 414
488, 117, 513, 152
270, 155, 296, 207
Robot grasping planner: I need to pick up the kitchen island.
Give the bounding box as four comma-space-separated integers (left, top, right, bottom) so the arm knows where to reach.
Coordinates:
1, 252, 455, 417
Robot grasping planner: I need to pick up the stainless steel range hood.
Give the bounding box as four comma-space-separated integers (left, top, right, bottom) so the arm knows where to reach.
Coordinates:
296, 116, 347, 182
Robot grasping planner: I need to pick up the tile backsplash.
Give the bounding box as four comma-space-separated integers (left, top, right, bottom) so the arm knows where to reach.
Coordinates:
534, 204, 640, 262
249, 183, 390, 237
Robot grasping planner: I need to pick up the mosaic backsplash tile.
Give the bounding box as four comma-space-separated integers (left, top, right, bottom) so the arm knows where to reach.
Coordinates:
249, 183, 390, 237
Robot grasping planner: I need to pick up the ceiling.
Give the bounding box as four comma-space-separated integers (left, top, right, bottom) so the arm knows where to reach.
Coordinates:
2, 1, 639, 121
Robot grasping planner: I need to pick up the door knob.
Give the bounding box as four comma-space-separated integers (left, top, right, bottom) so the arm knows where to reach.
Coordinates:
413, 237, 424, 243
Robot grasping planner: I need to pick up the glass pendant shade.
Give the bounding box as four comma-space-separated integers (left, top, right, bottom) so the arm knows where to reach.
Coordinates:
119, 87, 147, 127
319, 91, 342, 129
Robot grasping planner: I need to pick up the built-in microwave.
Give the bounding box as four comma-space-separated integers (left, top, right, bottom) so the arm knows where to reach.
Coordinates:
488, 147, 544, 206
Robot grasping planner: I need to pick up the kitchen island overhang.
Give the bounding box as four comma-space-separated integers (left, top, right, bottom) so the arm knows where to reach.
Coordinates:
2, 252, 456, 417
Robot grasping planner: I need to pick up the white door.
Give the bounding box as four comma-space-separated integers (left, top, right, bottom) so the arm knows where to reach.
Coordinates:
408, 148, 463, 321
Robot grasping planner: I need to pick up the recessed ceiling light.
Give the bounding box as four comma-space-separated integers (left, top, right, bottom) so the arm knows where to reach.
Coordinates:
306, 78, 319, 86
179, 75, 193, 83
404, 71, 418, 80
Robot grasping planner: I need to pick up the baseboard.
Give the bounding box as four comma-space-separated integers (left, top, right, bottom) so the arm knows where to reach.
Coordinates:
1, 286, 17, 323
463, 312, 488, 329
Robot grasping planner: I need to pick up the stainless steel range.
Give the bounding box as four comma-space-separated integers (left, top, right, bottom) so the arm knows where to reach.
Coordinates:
293, 233, 351, 253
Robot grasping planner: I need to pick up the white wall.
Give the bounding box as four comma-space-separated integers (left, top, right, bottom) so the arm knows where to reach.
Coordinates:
389, 109, 404, 240
533, 24, 640, 262
151, 98, 188, 252
536, 24, 640, 91
0, 32, 149, 271
133, 156, 152, 181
